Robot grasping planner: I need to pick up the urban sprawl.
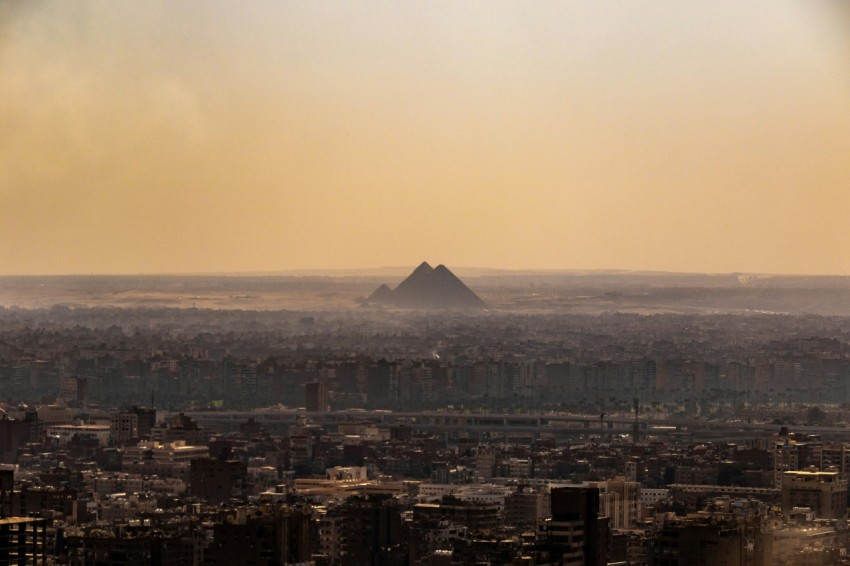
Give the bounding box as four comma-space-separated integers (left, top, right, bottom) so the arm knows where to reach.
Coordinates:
1, 305, 850, 564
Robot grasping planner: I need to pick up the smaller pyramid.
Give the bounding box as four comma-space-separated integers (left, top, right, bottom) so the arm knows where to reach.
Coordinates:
364, 262, 485, 310
364, 284, 394, 305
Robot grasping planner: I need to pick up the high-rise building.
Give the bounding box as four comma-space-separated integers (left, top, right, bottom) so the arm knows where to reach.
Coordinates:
0, 517, 48, 565
537, 486, 609, 566
331, 495, 407, 566
594, 477, 640, 530
475, 446, 497, 480
305, 381, 330, 412
367, 360, 394, 404
773, 431, 824, 487
0, 415, 36, 464
109, 413, 138, 446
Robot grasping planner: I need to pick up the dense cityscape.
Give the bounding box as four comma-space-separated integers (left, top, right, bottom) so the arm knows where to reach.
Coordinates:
1, 270, 850, 565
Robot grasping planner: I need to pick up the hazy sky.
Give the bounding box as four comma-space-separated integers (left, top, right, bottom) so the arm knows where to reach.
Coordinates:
2, 1, 849, 275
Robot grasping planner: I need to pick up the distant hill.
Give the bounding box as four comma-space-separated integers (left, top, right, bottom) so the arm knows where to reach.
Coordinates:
363, 262, 486, 310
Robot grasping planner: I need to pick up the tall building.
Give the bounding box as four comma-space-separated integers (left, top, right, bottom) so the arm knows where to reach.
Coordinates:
773, 432, 824, 487
0, 415, 36, 464
0, 517, 48, 565
305, 381, 330, 412
110, 413, 138, 446
475, 446, 497, 480
0, 468, 13, 517
536, 487, 609, 566
60, 375, 89, 406
367, 360, 395, 404
594, 477, 640, 530
331, 495, 407, 566
110, 406, 157, 446
131, 406, 157, 439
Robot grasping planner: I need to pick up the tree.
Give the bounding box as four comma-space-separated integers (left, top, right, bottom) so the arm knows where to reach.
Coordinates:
806, 405, 827, 425
717, 463, 747, 486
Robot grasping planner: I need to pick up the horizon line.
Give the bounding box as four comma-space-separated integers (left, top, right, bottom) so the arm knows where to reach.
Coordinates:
1, 266, 849, 279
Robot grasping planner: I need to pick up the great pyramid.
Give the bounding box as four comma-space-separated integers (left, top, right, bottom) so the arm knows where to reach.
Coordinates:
363, 262, 485, 309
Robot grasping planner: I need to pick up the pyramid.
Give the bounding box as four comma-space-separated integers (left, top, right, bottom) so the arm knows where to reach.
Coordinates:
364, 262, 485, 309
391, 261, 435, 306
364, 283, 394, 304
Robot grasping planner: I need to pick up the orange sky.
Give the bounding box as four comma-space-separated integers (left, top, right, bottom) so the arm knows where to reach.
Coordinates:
2, 1, 849, 275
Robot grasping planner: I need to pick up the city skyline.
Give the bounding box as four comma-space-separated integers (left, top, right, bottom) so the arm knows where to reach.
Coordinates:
2, 1, 849, 276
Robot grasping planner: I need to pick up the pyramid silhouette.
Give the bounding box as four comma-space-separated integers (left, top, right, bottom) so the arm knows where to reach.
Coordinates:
364, 262, 485, 309
365, 283, 394, 304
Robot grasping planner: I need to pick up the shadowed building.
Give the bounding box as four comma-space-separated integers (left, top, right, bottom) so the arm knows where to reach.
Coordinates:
413, 496, 501, 531
536, 486, 609, 566
0, 415, 36, 464
650, 517, 772, 566
325, 495, 407, 566
306, 381, 330, 412
110, 406, 157, 446
0, 517, 48, 565
204, 506, 311, 566
65, 530, 186, 566
189, 455, 248, 504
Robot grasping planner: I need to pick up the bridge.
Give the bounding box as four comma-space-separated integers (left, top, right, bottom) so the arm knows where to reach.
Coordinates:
179, 408, 646, 438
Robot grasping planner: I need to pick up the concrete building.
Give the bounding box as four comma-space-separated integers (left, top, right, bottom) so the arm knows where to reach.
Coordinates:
595, 477, 640, 530
0, 517, 48, 565
122, 440, 209, 466
110, 413, 138, 446
45, 424, 110, 446
65, 528, 188, 566
189, 456, 248, 504
475, 446, 497, 479
781, 470, 848, 519
414, 496, 501, 531
204, 505, 311, 565
536, 486, 609, 566
651, 520, 750, 566
330, 495, 407, 566
110, 406, 157, 446
0, 415, 36, 464
505, 487, 547, 526
306, 381, 330, 412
